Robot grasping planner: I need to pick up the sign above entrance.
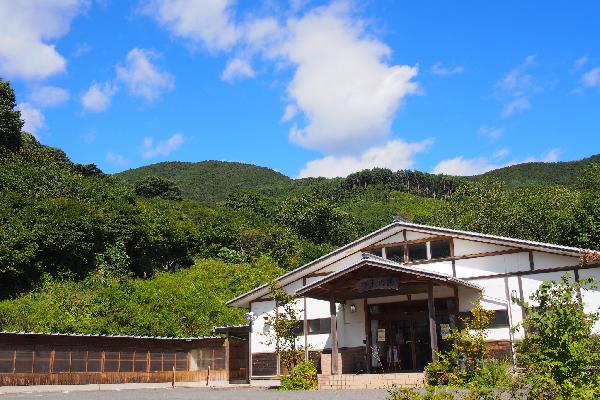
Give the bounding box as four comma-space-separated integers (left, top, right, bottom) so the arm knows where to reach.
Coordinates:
357, 277, 400, 293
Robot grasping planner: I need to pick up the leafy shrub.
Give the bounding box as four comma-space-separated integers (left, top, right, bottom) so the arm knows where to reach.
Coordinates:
470, 360, 512, 389
387, 387, 455, 400
279, 360, 318, 390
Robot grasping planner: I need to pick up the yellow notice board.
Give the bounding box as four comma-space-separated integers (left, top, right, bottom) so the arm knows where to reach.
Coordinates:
377, 328, 386, 342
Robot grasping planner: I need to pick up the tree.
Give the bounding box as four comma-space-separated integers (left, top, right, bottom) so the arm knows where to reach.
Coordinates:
514, 274, 600, 399
134, 176, 183, 201
0, 78, 24, 152
264, 281, 304, 372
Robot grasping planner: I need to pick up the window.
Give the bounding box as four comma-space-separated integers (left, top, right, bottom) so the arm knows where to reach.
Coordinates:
408, 242, 427, 261
369, 248, 383, 257
489, 310, 509, 328
306, 318, 331, 335
386, 246, 404, 263
430, 239, 451, 259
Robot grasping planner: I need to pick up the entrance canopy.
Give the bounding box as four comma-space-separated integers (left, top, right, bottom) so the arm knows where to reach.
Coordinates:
295, 253, 481, 301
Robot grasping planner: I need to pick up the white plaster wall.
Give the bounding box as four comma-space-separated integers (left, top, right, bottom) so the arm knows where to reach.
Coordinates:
251, 300, 277, 353
453, 239, 509, 257
579, 268, 600, 333
339, 301, 366, 348
455, 252, 530, 279
405, 231, 435, 241
532, 251, 579, 269
414, 260, 454, 276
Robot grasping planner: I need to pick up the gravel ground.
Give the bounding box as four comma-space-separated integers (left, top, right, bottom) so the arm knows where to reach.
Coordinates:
0, 387, 391, 400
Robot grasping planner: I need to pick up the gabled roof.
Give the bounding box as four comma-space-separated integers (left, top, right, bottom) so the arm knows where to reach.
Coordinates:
227, 221, 587, 308
295, 253, 481, 301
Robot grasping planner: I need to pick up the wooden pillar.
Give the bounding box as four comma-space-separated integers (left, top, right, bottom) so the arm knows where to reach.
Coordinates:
224, 333, 230, 382
330, 292, 339, 375
427, 282, 438, 361
364, 297, 371, 373
303, 278, 309, 361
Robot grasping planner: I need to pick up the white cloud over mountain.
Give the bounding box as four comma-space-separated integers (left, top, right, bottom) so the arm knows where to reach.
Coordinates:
141, 133, 184, 158
298, 139, 433, 178
433, 148, 561, 176
16, 102, 45, 137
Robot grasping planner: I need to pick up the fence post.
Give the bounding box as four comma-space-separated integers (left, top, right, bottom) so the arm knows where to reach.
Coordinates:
206, 365, 210, 386
172, 365, 175, 388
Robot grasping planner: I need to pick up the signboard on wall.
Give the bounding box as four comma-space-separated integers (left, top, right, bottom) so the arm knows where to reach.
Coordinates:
377, 328, 386, 342
357, 277, 400, 293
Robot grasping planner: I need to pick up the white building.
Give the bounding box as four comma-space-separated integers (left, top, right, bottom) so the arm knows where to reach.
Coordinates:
227, 220, 600, 381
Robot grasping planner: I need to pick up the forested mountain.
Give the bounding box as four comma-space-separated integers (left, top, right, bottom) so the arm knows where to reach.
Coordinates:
1, 77, 599, 337
116, 161, 292, 202
116, 154, 600, 204
474, 154, 600, 189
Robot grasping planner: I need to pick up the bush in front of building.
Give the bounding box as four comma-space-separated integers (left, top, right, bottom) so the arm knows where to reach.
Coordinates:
279, 359, 318, 390
512, 274, 600, 400
424, 296, 513, 389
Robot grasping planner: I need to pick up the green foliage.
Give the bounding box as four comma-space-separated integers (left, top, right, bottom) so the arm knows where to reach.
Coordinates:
513, 274, 600, 399
279, 360, 318, 390
277, 193, 358, 245
387, 387, 457, 400
134, 175, 183, 201
0, 258, 283, 336
0, 78, 23, 152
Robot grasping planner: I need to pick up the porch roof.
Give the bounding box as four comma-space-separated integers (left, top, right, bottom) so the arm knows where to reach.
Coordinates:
295, 253, 481, 301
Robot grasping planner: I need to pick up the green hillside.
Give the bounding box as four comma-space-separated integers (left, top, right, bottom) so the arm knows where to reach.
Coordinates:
474, 154, 600, 189
116, 161, 292, 203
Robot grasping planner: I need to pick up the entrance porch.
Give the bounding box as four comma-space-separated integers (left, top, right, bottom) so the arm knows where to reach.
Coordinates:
296, 254, 482, 378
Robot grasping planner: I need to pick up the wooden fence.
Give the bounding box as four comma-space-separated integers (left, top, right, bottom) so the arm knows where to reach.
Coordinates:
0, 332, 247, 386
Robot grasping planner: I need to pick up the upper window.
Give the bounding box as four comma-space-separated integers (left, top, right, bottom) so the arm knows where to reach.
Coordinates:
408, 242, 427, 261
386, 246, 404, 263
430, 239, 451, 259
306, 318, 331, 335
369, 248, 383, 257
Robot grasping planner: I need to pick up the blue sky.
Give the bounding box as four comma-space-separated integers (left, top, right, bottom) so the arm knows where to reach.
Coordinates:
2, 1, 599, 177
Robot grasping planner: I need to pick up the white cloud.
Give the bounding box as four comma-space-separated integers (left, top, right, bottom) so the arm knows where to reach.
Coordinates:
477, 126, 503, 140
281, 104, 298, 122
501, 97, 530, 117
0, 0, 87, 80
581, 67, 600, 88
221, 58, 255, 82
106, 151, 129, 167
495, 55, 540, 117
143, 0, 239, 52
81, 82, 118, 112
30, 85, 70, 107
16, 102, 45, 137
433, 148, 561, 176
298, 138, 433, 178
116, 48, 174, 101
572, 56, 588, 72
431, 62, 464, 76
141, 133, 184, 158
279, 4, 419, 152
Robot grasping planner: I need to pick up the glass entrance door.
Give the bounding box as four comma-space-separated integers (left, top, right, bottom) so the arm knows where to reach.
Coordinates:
370, 318, 431, 372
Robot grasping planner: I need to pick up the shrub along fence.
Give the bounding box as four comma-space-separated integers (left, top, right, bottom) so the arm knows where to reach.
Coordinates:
0, 331, 248, 386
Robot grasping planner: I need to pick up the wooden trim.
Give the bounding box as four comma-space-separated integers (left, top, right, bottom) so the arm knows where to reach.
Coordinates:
528, 251, 535, 271
305, 272, 330, 278
427, 282, 438, 362
462, 262, 600, 281
303, 278, 308, 361
364, 297, 371, 373
330, 293, 338, 375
